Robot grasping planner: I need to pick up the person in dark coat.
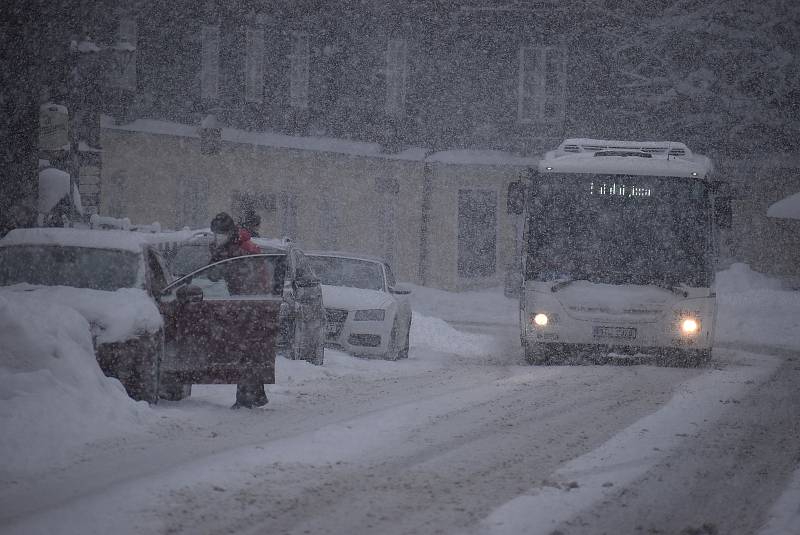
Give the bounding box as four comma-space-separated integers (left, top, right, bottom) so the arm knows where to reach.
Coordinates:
239, 207, 261, 238
209, 212, 269, 409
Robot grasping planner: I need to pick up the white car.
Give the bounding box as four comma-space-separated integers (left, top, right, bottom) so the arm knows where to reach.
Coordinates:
305, 252, 412, 360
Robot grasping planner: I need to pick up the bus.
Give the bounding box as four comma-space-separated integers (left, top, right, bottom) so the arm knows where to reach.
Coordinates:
507, 139, 730, 367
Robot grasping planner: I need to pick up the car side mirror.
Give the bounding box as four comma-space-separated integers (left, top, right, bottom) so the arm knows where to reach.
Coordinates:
176, 284, 203, 304
389, 285, 411, 295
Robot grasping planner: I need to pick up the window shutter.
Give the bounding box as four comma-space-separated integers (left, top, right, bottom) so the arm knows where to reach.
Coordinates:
386, 38, 408, 117
110, 18, 137, 91
518, 45, 566, 126
245, 28, 265, 103
289, 32, 309, 109
201, 25, 220, 101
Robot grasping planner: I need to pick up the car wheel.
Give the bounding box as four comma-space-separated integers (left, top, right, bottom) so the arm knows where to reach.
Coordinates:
159, 377, 192, 401
125, 352, 160, 403
385, 321, 401, 361
301, 335, 324, 366
398, 319, 411, 359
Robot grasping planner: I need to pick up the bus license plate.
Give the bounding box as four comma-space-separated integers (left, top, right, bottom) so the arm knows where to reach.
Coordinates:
593, 326, 637, 339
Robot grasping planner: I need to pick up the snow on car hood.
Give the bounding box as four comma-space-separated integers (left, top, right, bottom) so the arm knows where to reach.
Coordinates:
321, 284, 394, 311
0, 284, 162, 345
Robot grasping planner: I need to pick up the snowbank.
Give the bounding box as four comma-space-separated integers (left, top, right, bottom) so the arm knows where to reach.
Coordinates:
714, 263, 800, 350
410, 312, 496, 357
0, 294, 150, 474
1, 285, 162, 345
408, 284, 517, 325
767, 191, 800, 220
0, 227, 156, 253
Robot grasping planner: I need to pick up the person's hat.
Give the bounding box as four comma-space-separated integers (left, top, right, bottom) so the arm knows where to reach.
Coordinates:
210, 212, 236, 235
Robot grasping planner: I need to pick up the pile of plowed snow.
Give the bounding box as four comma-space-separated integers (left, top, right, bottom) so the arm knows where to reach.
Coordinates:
0, 294, 149, 474
410, 312, 496, 357
715, 263, 800, 349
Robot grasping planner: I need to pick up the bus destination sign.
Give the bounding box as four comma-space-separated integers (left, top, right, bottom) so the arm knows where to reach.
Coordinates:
590, 182, 652, 198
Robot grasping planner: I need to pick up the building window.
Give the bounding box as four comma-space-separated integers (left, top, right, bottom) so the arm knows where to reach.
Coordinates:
385, 38, 408, 117
107, 171, 127, 218
110, 17, 137, 91
517, 45, 567, 125
201, 25, 220, 101
177, 177, 209, 228
289, 32, 309, 109
245, 28, 265, 103
457, 189, 497, 278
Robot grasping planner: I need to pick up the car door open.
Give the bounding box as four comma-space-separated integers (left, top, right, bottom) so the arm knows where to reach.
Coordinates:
159, 254, 286, 386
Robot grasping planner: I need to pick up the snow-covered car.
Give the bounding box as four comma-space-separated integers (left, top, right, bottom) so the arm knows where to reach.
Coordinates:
0, 227, 322, 404
164, 233, 324, 366
305, 252, 412, 360
0, 228, 174, 402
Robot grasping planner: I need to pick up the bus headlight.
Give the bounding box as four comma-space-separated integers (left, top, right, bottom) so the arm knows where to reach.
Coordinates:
533, 313, 549, 327
680, 318, 700, 335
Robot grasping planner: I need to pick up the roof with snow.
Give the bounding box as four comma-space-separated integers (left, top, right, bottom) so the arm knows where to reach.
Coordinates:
100, 115, 538, 166
0, 228, 188, 253
767, 192, 800, 220
538, 138, 714, 178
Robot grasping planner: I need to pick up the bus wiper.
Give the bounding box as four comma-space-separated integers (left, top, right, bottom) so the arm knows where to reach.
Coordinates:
551, 278, 587, 292
650, 281, 688, 298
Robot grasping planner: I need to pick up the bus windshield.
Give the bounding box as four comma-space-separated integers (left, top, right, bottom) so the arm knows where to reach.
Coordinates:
525, 173, 713, 288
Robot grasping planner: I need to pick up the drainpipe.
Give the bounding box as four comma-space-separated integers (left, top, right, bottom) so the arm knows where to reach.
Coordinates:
418, 156, 434, 286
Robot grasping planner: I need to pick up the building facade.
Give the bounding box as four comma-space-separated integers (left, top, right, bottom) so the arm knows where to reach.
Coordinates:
37, 0, 800, 285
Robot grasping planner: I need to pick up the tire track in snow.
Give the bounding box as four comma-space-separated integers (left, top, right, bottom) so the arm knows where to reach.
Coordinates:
476, 348, 786, 535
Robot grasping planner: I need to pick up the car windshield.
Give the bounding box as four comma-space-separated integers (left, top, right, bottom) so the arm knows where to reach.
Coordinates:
169, 243, 212, 278
306, 256, 385, 291
0, 245, 141, 291
525, 173, 713, 287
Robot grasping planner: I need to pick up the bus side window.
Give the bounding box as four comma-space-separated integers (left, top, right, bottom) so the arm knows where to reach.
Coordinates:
507, 181, 525, 215
714, 196, 732, 229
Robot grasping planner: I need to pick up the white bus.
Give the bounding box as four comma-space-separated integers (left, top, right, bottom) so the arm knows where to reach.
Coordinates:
507, 139, 730, 367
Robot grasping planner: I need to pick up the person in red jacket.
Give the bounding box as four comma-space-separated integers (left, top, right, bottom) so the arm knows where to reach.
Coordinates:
209, 212, 269, 409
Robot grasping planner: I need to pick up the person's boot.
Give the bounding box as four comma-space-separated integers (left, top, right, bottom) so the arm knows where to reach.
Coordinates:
232, 383, 268, 409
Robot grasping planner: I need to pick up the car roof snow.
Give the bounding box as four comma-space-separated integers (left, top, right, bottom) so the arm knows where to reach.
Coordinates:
0, 227, 174, 253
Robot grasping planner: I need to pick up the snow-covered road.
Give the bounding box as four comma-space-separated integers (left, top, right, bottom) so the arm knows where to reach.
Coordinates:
1, 265, 799, 535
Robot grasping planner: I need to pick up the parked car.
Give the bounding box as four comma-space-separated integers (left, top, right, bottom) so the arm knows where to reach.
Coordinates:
0, 227, 324, 404
0, 227, 175, 402
305, 252, 412, 360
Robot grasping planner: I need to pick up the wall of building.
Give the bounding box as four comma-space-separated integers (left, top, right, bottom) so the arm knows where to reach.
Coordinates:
100, 126, 529, 290
717, 156, 800, 283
